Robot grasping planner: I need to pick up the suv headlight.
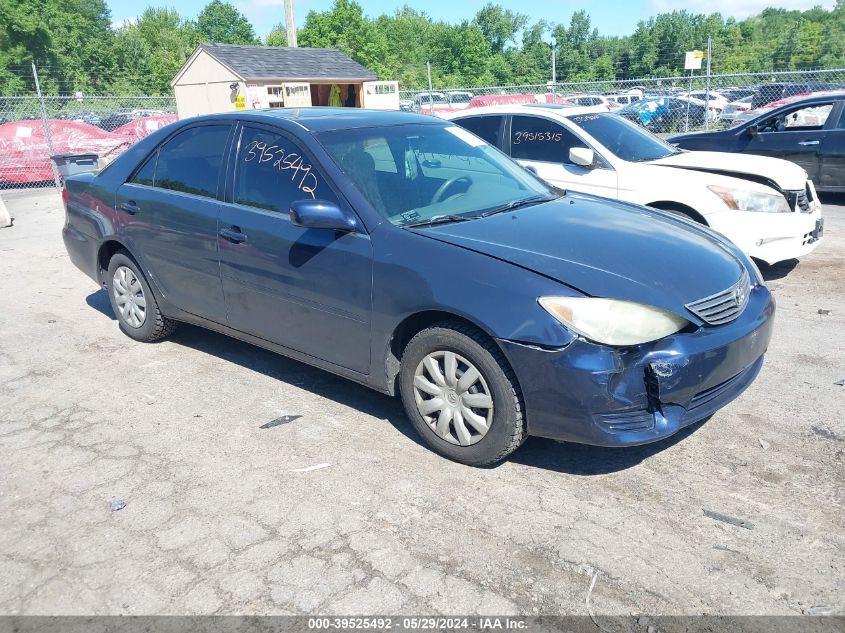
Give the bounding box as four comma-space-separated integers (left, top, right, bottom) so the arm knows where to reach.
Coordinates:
538, 297, 689, 346
708, 185, 791, 213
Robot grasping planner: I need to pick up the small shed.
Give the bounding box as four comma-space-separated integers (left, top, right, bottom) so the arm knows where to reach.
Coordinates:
171, 43, 399, 118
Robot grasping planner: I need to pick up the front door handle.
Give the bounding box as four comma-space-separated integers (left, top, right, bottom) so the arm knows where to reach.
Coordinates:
119, 201, 140, 214
798, 140, 820, 146
219, 226, 247, 243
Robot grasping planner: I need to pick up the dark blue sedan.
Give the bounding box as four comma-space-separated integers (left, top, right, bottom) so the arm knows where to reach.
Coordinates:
62, 108, 774, 465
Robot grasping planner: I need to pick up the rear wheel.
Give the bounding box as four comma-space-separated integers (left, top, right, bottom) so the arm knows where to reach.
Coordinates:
399, 321, 526, 466
106, 251, 177, 342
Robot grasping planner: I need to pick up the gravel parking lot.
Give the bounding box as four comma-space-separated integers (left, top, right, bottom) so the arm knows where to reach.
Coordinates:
0, 189, 842, 617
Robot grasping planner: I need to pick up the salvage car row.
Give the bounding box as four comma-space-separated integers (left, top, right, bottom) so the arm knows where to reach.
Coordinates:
62, 106, 814, 467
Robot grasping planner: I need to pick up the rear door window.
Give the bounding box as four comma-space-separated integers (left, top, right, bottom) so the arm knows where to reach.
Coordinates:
233, 126, 337, 213
154, 125, 231, 198
509, 115, 587, 163
453, 115, 504, 147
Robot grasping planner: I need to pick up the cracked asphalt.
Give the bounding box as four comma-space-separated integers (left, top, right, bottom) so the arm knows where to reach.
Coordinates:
0, 189, 842, 616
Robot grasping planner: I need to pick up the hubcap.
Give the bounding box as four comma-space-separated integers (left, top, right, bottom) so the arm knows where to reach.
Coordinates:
413, 350, 493, 446
112, 265, 146, 328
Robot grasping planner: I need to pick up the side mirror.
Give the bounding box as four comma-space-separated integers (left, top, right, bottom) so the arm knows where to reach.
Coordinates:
569, 147, 595, 168
523, 164, 538, 175
747, 124, 759, 137
290, 199, 360, 233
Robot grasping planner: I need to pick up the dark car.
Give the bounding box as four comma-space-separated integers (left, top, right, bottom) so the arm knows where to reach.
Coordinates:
98, 111, 136, 132
669, 94, 845, 192
62, 108, 774, 466
750, 82, 841, 110
618, 97, 706, 133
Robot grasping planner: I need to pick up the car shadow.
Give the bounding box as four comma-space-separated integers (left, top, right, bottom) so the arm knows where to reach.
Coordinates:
166, 323, 427, 450
90, 297, 702, 474
507, 421, 706, 475
86, 288, 116, 320
755, 258, 799, 281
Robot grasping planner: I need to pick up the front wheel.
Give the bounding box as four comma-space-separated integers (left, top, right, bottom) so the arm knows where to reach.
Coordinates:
106, 251, 177, 342
399, 321, 526, 466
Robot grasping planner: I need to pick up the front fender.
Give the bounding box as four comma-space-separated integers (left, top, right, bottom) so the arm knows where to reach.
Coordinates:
369, 225, 579, 391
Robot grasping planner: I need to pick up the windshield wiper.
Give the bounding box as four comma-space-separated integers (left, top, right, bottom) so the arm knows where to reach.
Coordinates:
401, 214, 475, 228
478, 194, 557, 218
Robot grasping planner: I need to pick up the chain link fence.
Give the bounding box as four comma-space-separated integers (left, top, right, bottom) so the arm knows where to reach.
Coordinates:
2, 66, 845, 191
0, 91, 176, 191
400, 68, 845, 135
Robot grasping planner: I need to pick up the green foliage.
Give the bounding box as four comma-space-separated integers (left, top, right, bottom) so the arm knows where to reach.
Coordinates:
265, 24, 288, 47
196, 0, 259, 45
2, 0, 845, 95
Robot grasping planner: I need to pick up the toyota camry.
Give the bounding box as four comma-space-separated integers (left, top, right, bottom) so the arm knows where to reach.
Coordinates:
62, 108, 774, 466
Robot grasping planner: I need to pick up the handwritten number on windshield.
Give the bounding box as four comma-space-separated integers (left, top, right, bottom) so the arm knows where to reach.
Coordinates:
244, 140, 318, 199
512, 131, 563, 145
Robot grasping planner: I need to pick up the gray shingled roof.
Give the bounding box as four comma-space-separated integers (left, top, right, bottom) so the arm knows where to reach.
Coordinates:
200, 44, 378, 81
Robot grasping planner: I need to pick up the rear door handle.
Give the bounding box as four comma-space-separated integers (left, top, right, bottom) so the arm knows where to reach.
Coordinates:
119, 201, 140, 214
798, 140, 820, 146
219, 226, 247, 243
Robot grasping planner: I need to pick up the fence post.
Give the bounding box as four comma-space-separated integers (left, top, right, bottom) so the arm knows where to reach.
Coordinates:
704, 37, 712, 130
426, 61, 434, 115
32, 63, 62, 191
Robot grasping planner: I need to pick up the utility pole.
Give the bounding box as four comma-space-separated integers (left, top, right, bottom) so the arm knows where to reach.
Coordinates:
284, 0, 297, 47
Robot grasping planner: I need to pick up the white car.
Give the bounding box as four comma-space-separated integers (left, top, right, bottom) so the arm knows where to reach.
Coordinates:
564, 94, 616, 112
445, 105, 823, 265
681, 91, 730, 119
721, 95, 753, 125
607, 93, 641, 107
446, 91, 474, 110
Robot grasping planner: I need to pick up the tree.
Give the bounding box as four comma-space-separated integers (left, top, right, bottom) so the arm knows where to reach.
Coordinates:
265, 23, 288, 47
299, 0, 389, 77
473, 3, 527, 54
196, 0, 259, 45
121, 8, 198, 94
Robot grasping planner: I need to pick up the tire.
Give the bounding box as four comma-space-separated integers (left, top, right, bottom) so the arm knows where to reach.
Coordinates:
106, 250, 177, 342
399, 320, 526, 466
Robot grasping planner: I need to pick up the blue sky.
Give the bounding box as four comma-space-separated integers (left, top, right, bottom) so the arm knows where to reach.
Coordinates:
108, 0, 837, 39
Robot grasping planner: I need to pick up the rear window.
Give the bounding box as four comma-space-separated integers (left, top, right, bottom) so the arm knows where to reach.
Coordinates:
454, 115, 503, 147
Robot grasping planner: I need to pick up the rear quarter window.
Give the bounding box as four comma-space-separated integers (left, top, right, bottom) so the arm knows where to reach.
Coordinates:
453, 116, 503, 147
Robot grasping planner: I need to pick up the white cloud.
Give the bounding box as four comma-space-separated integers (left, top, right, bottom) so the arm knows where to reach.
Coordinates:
649, 0, 836, 19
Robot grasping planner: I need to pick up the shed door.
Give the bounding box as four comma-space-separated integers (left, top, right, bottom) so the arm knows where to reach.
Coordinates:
283, 82, 312, 107
362, 81, 400, 110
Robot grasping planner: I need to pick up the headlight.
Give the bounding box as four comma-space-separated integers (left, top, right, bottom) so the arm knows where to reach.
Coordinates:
538, 297, 690, 346
708, 185, 791, 213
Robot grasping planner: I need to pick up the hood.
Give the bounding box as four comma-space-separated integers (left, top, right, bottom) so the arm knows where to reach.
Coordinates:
411, 194, 745, 317
650, 150, 807, 191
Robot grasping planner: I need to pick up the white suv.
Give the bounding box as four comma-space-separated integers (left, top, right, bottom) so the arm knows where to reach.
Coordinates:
445, 105, 823, 264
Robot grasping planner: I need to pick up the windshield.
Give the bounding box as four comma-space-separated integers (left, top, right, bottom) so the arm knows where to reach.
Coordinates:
317, 124, 555, 226
566, 112, 679, 162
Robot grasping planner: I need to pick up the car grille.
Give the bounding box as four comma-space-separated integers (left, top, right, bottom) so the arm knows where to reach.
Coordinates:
788, 184, 814, 213
688, 361, 759, 413
685, 270, 751, 326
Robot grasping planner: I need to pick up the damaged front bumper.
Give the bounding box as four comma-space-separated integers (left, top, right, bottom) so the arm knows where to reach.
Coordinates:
707, 199, 824, 266
497, 284, 775, 446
